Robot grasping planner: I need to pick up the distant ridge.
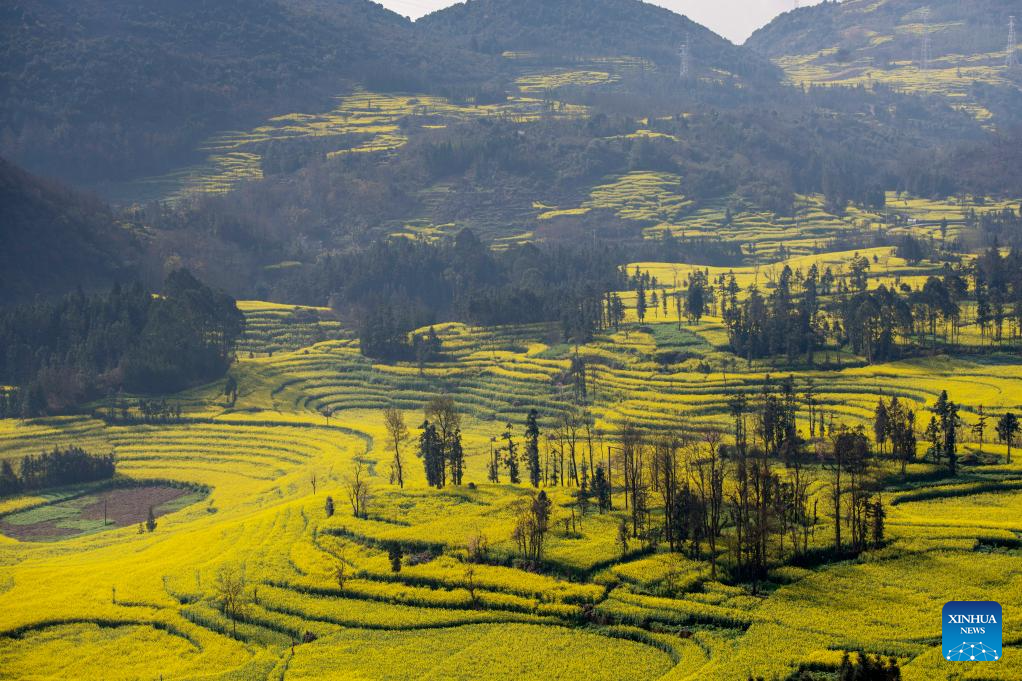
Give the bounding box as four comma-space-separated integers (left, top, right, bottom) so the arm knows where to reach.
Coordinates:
0, 0, 493, 184
417, 0, 781, 82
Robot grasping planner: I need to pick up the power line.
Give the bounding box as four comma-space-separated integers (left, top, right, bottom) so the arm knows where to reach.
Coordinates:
679, 36, 691, 78
919, 6, 932, 72
1008, 15, 1018, 68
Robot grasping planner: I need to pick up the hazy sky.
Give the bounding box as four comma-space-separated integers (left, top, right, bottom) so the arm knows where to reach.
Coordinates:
378, 0, 824, 44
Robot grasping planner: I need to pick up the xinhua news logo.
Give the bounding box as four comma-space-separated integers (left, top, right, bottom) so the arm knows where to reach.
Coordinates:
942, 601, 1002, 662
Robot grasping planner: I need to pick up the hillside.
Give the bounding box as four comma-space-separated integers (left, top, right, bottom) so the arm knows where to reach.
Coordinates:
748, 0, 1022, 124
5, 2, 1022, 680
0, 158, 138, 302
0, 0, 494, 185
418, 0, 781, 83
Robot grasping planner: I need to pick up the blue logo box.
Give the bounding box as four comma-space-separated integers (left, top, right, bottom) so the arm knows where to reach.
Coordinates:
943, 601, 1002, 662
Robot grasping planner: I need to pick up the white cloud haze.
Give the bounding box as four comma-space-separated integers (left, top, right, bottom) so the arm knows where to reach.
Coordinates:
378, 0, 824, 44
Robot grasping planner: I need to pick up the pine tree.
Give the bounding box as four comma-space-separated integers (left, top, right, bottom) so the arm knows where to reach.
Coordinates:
933, 391, 959, 475
873, 399, 890, 454
871, 498, 885, 547
449, 429, 465, 486
503, 422, 520, 484
636, 280, 647, 323
592, 465, 610, 512
525, 409, 541, 487
419, 421, 443, 488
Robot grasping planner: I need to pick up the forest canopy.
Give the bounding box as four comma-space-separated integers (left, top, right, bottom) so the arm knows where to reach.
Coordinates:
0, 270, 244, 416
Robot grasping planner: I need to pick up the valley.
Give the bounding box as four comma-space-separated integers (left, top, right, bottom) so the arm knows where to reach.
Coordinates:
2, 1, 1022, 680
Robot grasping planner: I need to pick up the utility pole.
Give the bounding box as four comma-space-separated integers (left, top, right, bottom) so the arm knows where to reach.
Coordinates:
1008, 16, 1018, 68
920, 6, 932, 73
679, 36, 691, 79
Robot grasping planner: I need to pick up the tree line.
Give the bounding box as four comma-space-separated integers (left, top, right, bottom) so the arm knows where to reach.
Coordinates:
630, 247, 1022, 366
285, 229, 627, 360
0, 446, 115, 498
0, 269, 244, 417
375, 381, 1019, 582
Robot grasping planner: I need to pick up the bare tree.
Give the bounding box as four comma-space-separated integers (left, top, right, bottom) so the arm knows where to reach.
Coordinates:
334, 554, 348, 590
510, 491, 552, 563
214, 564, 249, 637
383, 407, 409, 487
464, 566, 479, 608
560, 406, 582, 486
466, 529, 490, 563
343, 459, 372, 519
692, 429, 727, 579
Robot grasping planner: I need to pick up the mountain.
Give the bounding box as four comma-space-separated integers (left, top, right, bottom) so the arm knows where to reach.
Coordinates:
748, 0, 1022, 124
417, 0, 781, 84
0, 0, 494, 185
0, 157, 139, 302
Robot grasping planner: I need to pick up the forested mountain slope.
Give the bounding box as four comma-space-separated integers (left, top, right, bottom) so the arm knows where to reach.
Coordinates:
0, 157, 138, 302
0, 0, 493, 184
748, 0, 1022, 124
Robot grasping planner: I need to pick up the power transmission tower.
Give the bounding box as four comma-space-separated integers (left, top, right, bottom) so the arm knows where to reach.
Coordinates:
1008, 16, 1018, 68
679, 36, 691, 78
919, 6, 932, 72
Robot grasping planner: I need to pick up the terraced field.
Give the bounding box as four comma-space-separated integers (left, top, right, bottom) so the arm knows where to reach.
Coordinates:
761, 2, 1022, 126
111, 79, 593, 205
3, 271, 1022, 679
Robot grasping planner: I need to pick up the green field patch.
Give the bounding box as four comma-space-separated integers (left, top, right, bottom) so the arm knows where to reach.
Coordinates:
0, 483, 207, 542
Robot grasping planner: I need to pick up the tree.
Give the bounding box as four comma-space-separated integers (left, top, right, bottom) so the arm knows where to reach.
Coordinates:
334, 560, 348, 590
617, 518, 630, 559
464, 566, 479, 608
887, 397, 917, 477
449, 428, 465, 486
214, 564, 248, 637
685, 275, 706, 323
0, 460, 21, 497
487, 436, 499, 483
425, 394, 461, 488
325, 495, 334, 517
973, 406, 988, 456
223, 375, 238, 407
418, 420, 443, 488
388, 545, 403, 573
873, 399, 890, 454
692, 430, 726, 578
383, 407, 408, 487
525, 409, 541, 487
871, 497, 886, 548
932, 391, 959, 475
592, 464, 611, 513
997, 412, 1019, 464
503, 422, 520, 484
343, 459, 371, 518
636, 278, 647, 323
146, 506, 157, 533
511, 490, 552, 563
466, 529, 489, 563
828, 426, 871, 552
